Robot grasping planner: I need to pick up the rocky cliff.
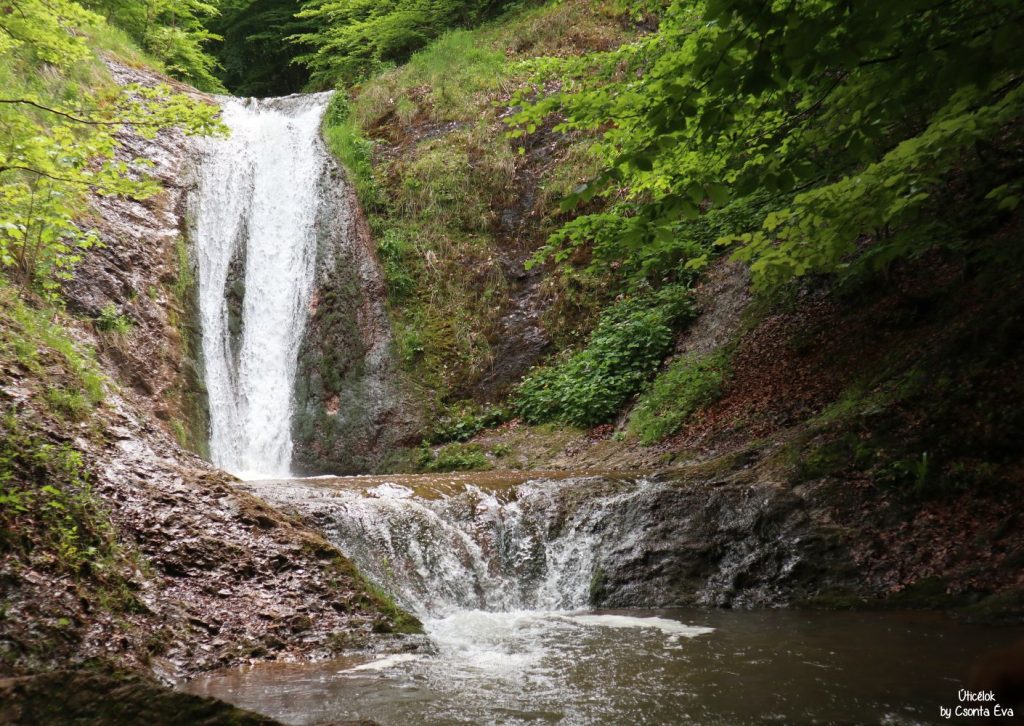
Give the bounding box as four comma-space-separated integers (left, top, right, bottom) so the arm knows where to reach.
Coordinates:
0, 61, 421, 716
291, 159, 422, 475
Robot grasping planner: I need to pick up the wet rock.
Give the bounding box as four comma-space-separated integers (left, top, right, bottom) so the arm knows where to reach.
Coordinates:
291, 162, 423, 474
0, 670, 279, 725
243, 471, 859, 613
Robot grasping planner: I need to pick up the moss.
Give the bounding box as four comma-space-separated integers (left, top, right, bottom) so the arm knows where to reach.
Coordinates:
588, 567, 607, 606
0, 670, 276, 724
957, 590, 1024, 624
324, 554, 423, 635
166, 234, 210, 459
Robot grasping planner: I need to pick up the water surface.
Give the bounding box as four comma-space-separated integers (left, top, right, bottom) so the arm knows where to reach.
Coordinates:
185, 608, 1018, 725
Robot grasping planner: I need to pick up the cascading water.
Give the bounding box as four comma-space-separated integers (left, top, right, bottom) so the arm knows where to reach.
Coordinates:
296, 476, 659, 616
233, 473, 720, 723
201, 473, 1014, 725
191, 93, 333, 479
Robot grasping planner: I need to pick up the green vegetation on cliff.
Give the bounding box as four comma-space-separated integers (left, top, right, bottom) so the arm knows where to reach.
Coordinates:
313, 0, 1019, 466
0, 0, 222, 299
320, 2, 633, 417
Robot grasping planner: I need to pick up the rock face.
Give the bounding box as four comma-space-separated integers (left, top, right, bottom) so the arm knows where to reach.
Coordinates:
0, 671, 279, 725
0, 365, 420, 682
2, 61, 422, 687
63, 61, 211, 457
291, 162, 422, 475
69, 62, 421, 475
589, 473, 855, 608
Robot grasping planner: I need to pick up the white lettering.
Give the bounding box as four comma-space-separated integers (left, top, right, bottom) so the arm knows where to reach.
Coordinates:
956, 706, 991, 717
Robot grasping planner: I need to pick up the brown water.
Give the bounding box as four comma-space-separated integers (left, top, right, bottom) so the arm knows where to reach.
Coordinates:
184, 608, 1021, 725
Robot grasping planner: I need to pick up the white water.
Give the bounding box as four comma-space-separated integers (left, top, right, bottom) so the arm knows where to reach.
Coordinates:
218, 476, 1008, 725
239, 474, 718, 723
305, 476, 664, 616
191, 93, 333, 479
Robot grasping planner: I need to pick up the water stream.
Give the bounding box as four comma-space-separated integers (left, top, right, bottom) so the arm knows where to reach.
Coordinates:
191, 93, 333, 479
184, 95, 1021, 724
185, 474, 1023, 725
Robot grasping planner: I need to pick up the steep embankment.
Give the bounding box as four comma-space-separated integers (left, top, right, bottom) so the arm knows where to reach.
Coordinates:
321, 0, 1024, 614
0, 58, 420, 717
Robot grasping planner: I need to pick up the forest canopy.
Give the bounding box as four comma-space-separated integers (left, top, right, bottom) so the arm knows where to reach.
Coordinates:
510, 0, 1024, 288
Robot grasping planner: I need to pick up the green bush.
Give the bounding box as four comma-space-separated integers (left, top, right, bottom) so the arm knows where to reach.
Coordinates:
514, 284, 695, 427
430, 403, 508, 444
420, 442, 490, 472
628, 350, 729, 444
94, 303, 133, 334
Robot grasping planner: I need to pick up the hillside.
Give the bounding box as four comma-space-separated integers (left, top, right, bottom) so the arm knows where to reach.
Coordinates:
0, 5, 418, 720
2, 0, 1023, 721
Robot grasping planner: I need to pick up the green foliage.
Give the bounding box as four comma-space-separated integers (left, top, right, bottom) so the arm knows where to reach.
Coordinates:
82, 0, 226, 91
515, 284, 695, 427
1, 285, 106, 409
627, 349, 728, 444
322, 93, 383, 208
317, 1, 633, 410
511, 0, 1024, 288
419, 442, 491, 471
0, 1, 224, 297
0, 413, 113, 572
208, 0, 313, 95
44, 388, 91, 421
94, 303, 133, 334
294, 0, 513, 86
430, 403, 508, 444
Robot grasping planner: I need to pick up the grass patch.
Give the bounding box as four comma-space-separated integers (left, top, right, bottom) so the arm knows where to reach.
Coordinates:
0, 283, 106, 415
628, 349, 730, 444
419, 442, 491, 472
323, 94, 383, 210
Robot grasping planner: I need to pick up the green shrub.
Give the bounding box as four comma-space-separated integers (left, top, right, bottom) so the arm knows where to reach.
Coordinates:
628, 350, 730, 444
430, 403, 508, 444
514, 284, 696, 427
420, 442, 490, 472
94, 303, 133, 334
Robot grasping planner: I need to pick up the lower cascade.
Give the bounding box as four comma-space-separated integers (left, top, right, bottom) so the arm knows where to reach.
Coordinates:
203, 474, 1020, 725
287, 476, 661, 615
190, 93, 334, 480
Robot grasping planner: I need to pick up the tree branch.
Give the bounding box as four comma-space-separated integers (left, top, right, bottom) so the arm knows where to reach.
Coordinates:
0, 98, 163, 127
0, 164, 106, 187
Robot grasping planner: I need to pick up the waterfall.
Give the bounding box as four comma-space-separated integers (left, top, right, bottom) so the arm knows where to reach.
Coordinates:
191, 93, 333, 479
244, 475, 675, 617
245, 471, 823, 618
